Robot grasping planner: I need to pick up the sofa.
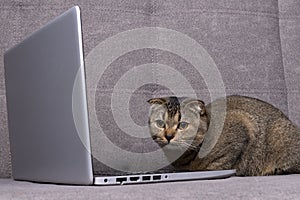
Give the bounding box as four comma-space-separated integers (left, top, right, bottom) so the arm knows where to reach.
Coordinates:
1, 0, 300, 199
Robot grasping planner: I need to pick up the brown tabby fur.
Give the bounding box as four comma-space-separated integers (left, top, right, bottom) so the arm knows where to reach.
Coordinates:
148, 95, 300, 176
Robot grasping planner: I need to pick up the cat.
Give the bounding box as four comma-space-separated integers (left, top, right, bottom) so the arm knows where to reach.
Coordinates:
147, 95, 300, 176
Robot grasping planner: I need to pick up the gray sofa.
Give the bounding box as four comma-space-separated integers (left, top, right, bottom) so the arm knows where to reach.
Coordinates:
1, 0, 300, 199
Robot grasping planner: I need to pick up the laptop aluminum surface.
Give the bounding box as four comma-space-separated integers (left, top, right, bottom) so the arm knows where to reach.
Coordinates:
4, 6, 235, 186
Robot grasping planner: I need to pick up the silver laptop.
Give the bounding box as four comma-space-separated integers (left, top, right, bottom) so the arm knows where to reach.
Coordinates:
4, 6, 235, 185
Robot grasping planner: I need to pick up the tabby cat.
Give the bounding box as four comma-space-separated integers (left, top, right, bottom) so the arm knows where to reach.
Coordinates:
148, 95, 300, 176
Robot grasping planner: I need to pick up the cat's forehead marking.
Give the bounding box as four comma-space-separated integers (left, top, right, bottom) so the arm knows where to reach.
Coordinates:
166, 96, 181, 118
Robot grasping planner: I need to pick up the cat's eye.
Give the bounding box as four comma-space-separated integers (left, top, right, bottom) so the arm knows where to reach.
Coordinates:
155, 120, 165, 128
178, 122, 189, 130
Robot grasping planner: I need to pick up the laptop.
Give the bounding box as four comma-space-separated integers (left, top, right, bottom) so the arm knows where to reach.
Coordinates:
4, 6, 235, 185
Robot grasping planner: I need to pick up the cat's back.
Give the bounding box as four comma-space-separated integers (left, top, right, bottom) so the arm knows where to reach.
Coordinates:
209, 95, 288, 122
197, 95, 300, 176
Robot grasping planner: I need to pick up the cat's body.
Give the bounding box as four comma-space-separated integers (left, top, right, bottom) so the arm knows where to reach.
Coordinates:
148, 95, 300, 176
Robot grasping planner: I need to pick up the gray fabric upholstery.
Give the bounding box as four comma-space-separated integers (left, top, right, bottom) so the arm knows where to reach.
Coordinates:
279, 0, 300, 126
1, 175, 300, 200
0, 0, 300, 180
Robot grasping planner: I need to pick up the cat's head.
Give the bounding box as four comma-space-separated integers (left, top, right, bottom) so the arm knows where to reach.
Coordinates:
148, 96, 209, 153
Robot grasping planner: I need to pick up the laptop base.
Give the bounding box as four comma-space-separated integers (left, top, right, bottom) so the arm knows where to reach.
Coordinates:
94, 170, 236, 185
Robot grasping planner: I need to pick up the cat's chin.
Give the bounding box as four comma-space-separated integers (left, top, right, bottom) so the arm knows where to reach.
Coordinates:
162, 144, 186, 159
162, 142, 190, 152
156, 140, 202, 153
163, 143, 182, 151
157, 141, 201, 150
162, 143, 202, 165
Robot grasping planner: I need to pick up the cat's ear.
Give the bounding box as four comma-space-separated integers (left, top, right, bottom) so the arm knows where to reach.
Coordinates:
147, 98, 167, 105
184, 99, 206, 116
197, 100, 206, 116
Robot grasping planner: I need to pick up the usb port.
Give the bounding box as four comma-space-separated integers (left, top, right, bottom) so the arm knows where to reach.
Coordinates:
153, 175, 161, 180
142, 176, 151, 181
130, 176, 140, 182
116, 177, 127, 183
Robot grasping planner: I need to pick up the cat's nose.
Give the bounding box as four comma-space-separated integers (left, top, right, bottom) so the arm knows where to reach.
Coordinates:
165, 134, 174, 143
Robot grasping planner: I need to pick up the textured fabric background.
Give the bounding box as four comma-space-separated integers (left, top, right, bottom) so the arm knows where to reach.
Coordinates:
279, 0, 300, 126
0, 0, 299, 177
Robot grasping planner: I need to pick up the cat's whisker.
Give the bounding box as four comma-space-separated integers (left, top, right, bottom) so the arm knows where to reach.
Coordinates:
172, 140, 200, 151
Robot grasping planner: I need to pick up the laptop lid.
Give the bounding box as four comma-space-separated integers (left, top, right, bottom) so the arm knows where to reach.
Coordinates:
4, 6, 93, 185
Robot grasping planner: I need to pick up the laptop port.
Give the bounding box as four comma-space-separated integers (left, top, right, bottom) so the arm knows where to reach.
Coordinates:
142, 176, 151, 181
116, 177, 127, 184
153, 175, 161, 180
129, 176, 140, 182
